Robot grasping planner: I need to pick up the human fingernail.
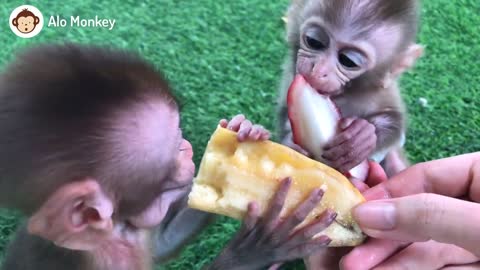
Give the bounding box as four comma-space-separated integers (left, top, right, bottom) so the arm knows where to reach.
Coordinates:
353, 202, 396, 230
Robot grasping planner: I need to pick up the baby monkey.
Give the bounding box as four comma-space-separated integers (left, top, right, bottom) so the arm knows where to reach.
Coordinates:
276, 0, 423, 269
0, 44, 336, 270
277, 0, 423, 178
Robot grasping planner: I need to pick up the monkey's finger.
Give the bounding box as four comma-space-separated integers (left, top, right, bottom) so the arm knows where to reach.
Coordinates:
219, 119, 228, 128
260, 130, 271, 140
322, 145, 363, 172
285, 235, 331, 261
287, 210, 336, 245
324, 129, 376, 170
324, 119, 364, 149
337, 141, 375, 172
340, 239, 408, 270
322, 135, 364, 163
237, 119, 253, 141
261, 178, 292, 234
227, 114, 246, 131
243, 201, 260, 231
275, 188, 324, 238
250, 124, 270, 141
372, 241, 479, 270
247, 125, 261, 141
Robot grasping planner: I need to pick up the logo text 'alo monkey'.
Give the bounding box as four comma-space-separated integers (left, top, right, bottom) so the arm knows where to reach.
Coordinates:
48, 15, 115, 30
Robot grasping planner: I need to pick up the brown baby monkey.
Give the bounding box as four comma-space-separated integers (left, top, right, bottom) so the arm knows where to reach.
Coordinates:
0, 44, 336, 270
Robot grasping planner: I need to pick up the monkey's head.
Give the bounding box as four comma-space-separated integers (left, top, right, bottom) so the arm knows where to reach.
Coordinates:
0, 44, 195, 251
287, 0, 423, 96
12, 9, 40, 34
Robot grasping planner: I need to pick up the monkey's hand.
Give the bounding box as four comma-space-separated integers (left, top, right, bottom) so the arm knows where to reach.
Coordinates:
322, 118, 377, 173
219, 114, 270, 142
205, 177, 336, 270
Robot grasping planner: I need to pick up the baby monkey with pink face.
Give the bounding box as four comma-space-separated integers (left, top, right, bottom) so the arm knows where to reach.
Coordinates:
276, 0, 423, 268
278, 0, 423, 179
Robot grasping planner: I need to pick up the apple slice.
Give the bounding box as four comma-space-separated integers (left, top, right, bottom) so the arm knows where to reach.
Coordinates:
287, 75, 369, 181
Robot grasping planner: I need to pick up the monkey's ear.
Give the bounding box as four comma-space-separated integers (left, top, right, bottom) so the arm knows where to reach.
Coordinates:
391, 43, 424, 77
12, 18, 17, 26
27, 179, 114, 251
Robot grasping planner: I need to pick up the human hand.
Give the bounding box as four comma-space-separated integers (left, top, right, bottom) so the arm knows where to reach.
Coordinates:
206, 177, 337, 270
219, 114, 270, 142
341, 152, 480, 270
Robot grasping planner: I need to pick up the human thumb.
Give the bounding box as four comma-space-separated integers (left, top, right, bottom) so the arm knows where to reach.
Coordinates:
352, 193, 480, 257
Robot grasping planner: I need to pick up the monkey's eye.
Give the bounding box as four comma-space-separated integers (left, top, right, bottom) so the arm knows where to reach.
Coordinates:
338, 50, 364, 70
305, 35, 327, 51
303, 27, 329, 51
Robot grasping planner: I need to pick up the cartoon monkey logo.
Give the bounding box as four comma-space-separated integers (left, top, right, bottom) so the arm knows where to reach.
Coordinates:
9, 5, 44, 38
12, 9, 39, 33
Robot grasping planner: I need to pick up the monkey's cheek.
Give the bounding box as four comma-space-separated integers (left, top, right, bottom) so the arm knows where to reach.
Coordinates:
129, 188, 188, 228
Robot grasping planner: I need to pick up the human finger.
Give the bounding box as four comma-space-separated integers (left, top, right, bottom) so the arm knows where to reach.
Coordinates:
373, 241, 478, 270
340, 238, 408, 270
353, 194, 480, 256
362, 152, 480, 201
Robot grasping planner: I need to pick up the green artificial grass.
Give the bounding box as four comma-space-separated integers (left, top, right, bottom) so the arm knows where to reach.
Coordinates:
0, 0, 479, 269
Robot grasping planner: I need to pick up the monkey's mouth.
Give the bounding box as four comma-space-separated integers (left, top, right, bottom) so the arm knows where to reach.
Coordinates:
304, 77, 343, 97
313, 86, 343, 97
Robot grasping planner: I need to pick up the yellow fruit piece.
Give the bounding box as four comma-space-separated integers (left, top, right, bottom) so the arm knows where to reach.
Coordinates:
188, 126, 366, 246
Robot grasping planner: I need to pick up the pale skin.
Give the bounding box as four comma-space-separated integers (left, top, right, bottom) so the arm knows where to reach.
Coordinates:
341, 152, 480, 270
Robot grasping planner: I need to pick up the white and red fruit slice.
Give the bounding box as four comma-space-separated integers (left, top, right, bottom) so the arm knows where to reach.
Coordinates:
287, 74, 369, 181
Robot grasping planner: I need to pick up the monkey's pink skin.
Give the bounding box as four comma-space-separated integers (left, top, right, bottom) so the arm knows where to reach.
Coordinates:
287, 74, 369, 182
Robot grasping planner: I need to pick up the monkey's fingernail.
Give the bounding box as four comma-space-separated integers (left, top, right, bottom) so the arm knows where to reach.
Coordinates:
237, 132, 246, 141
